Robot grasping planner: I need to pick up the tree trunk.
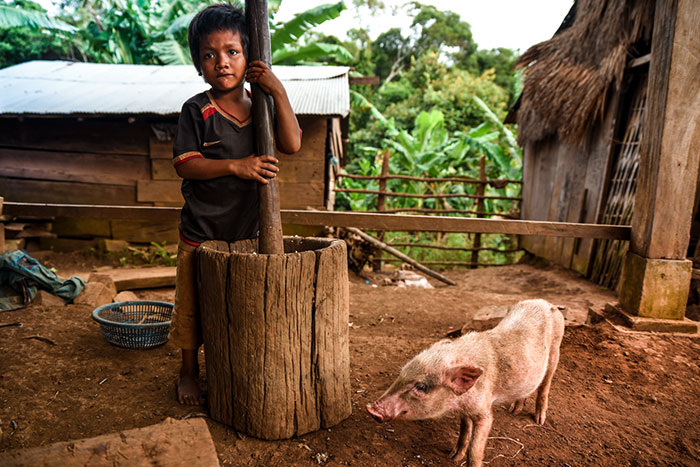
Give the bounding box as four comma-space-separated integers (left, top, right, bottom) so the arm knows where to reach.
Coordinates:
197, 237, 351, 439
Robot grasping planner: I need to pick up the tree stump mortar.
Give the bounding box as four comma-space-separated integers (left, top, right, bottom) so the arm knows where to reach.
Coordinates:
197, 236, 351, 439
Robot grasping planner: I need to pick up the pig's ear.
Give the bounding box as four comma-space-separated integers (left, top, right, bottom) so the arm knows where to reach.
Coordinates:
446, 366, 483, 395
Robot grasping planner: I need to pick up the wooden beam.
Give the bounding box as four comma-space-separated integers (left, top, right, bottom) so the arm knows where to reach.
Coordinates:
618, 0, 700, 320
4, 202, 181, 221
281, 210, 631, 239
2, 203, 631, 239
346, 226, 455, 285
92, 266, 176, 291
0, 418, 219, 467
349, 76, 380, 85
631, 0, 700, 259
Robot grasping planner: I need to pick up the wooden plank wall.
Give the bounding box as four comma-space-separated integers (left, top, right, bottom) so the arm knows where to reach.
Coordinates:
278, 115, 327, 210
520, 98, 618, 274
0, 117, 152, 206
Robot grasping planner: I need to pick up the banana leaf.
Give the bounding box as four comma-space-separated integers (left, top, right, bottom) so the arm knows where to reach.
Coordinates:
270, 1, 345, 50
0, 5, 76, 31
271, 41, 352, 65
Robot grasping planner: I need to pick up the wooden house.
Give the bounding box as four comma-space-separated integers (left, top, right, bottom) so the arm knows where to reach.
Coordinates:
510, 0, 699, 287
510, 0, 700, 322
0, 60, 349, 246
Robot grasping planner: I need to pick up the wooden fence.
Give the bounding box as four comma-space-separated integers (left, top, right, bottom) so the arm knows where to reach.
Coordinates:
334, 150, 523, 267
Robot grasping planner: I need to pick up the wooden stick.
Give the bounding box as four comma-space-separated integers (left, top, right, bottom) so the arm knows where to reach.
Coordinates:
345, 226, 456, 286
246, 0, 284, 254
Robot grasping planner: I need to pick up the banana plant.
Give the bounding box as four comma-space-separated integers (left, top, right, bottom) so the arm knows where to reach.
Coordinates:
0, 3, 75, 31
269, 1, 351, 65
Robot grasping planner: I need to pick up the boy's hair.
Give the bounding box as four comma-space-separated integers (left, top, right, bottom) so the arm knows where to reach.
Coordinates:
188, 3, 249, 73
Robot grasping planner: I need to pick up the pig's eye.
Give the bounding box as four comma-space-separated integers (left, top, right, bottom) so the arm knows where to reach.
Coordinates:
414, 382, 428, 393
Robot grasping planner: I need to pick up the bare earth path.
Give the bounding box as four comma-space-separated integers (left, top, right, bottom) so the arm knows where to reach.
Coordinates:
1, 252, 699, 466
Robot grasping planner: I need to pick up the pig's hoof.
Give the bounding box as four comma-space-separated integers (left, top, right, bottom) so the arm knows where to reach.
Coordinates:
534, 411, 546, 425
509, 399, 525, 415
448, 448, 466, 462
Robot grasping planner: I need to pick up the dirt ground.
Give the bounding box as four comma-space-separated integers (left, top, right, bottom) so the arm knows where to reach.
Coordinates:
1, 251, 700, 466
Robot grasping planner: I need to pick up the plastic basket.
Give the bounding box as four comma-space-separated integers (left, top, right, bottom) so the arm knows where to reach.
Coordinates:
92, 300, 173, 349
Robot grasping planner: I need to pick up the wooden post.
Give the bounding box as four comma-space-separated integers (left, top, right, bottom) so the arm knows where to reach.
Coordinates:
372, 149, 391, 271
618, 0, 700, 319
0, 196, 7, 254
246, 0, 284, 254
470, 156, 486, 268
198, 237, 351, 439
0, 196, 5, 253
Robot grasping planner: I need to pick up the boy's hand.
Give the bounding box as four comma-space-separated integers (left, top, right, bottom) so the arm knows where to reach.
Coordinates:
231, 154, 279, 184
246, 60, 284, 97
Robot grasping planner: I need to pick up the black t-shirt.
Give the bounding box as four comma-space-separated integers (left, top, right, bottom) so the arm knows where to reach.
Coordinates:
172, 90, 258, 245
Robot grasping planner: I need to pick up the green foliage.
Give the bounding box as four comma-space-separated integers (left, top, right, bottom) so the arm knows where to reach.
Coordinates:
375, 52, 511, 135
0, 24, 75, 67
0, 0, 351, 66
340, 85, 522, 267
270, 1, 344, 53
0, 0, 78, 68
463, 47, 519, 103
116, 241, 177, 267
409, 2, 476, 64
0, 1, 74, 31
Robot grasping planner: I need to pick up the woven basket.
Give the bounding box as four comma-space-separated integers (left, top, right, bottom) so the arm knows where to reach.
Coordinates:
92, 301, 173, 349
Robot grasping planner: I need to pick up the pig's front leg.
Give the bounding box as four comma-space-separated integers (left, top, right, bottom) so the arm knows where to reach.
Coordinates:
449, 415, 473, 462
466, 412, 493, 466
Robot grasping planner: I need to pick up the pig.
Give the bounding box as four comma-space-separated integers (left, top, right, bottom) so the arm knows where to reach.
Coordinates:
366, 299, 565, 466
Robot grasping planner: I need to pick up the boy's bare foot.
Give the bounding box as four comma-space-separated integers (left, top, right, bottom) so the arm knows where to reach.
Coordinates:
177, 375, 205, 405
177, 348, 204, 405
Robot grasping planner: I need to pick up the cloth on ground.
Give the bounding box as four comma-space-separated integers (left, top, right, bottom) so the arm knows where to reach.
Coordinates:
0, 250, 86, 311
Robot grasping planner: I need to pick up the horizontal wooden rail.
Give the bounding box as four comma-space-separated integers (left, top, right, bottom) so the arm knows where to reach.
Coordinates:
338, 174, 522, 185
3, 202, 631, 239
282, 211, 630, 239
335, 188, 522, 201
387, 243, 522, 253
379, 258, 505, 267
354, 208, 520, 218
4, 202, 182, 222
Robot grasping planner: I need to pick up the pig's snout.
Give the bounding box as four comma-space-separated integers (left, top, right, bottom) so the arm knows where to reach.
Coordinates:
366, 400, 407, 422
366, 402, 386, 422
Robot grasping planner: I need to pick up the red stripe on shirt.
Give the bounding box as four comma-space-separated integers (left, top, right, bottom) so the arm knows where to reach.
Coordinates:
179, 231, 201, 247
173, 152, 203, 167
202, 107, 217, 121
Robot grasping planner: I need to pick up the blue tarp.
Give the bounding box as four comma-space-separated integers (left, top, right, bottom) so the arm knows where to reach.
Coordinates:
0, 250, 86, 311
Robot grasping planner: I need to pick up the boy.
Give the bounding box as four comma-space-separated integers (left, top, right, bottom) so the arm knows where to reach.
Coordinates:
170, 2, 301, 405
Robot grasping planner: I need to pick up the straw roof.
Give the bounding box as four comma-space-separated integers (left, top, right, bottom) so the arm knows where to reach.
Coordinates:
513, 0, 654, 146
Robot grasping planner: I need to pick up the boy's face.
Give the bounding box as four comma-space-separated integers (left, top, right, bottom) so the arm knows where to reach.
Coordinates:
199, 29, 247, 95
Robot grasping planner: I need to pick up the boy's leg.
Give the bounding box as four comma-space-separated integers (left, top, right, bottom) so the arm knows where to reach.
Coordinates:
179, 349, 202, 405
169, 239, 205, 405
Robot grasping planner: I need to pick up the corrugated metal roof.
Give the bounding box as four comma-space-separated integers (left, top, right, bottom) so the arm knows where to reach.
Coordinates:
0, 60, 350, 117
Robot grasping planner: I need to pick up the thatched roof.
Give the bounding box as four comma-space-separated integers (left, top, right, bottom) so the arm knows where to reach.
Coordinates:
513, 0, 654, 146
